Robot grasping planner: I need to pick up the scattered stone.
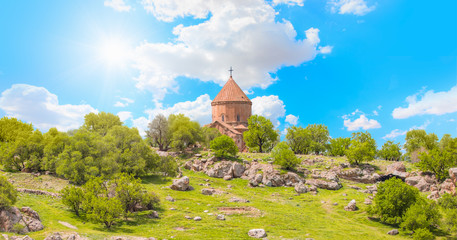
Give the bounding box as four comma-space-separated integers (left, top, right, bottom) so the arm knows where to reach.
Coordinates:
227, 185, 233, 189
333, 203, 338, 206
223, 175, 233, 181
195, 153, 202, 158
294, 183, 308, 194
203, 210, 209, 213
342, 193, 347, 196
148, 211, 159, 219
184, 216, 192, 219
170, 208, 176, 210
228, 197, 250, 203
194, 216, 202, 221
306, 179, 342, 190
248, 229, 267, 238
387, 229, 399, 235
201, 188, 216, 196
364, 198, 372, 205
348, 185, 361, 190
165, 196, 175, 202
16, 188, 59, 197
216, 214, 225, 220
170, 176, 192, 191
344, 200, 358, 211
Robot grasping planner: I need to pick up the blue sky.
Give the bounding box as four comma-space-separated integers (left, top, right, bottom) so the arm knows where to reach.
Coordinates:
0, 0, 456, 147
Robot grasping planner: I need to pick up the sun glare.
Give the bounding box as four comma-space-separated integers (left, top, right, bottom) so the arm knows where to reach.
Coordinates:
98, 38, 131, 69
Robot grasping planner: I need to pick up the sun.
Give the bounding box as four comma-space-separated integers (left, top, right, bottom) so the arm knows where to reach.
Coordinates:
98, 38, 131, 69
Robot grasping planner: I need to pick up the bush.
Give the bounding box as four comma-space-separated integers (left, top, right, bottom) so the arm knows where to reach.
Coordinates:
86, 196, 123, 228
0, 175, 17, 209
61, 185, 84, 216
210, 135, 238, 158
327, 137, 350, 157
371, 178, 419, 225
378, 141, 402, 161
346, 131, 377, 165
413, 228, 435, 240
271, 142, 300, 170
401, 198, 440, 231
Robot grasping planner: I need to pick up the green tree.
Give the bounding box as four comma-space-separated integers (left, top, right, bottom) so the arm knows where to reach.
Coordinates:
0, 175, 17, 209
271, 142, 300, 170
156, 155, 178, 177
42, 128, 71, 173
210, 135, 238, 158
201, 127, 221, 149
401, 198, 440, 232
168, 114, 202, 151
243, 115, 278, 153
371, 178, 419, 225
327, 137, 351, 156
146, 114, 172, 151
82, 112, 122, 136
86, 196, 123, 228
404, 129, 438, 159
346, 131, 377, 165
61, 185, 84, 216
0, 129, 44, 171
306, 124, 329, 154
412, 228, 435, 240
417, 137, 457, 181
0, 117, 33, 143
378, 141, 402, 161
438, 194, 457, 232
285, 126, 310, 154
113, 173, 148, 214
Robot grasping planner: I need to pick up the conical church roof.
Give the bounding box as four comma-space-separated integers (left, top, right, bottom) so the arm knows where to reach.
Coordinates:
212, 77, 251, 103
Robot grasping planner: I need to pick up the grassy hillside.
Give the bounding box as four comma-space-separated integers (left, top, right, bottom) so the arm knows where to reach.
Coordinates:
0, 154, 425, 240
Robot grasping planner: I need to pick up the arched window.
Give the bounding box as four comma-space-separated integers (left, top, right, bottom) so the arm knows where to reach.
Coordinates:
237, 114, 240, 122
222, 115, 225, 122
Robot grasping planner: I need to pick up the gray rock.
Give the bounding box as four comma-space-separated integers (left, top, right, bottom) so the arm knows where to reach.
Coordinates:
0, 206, 43, 234
344, 200, 358, 211
206, 161, 233, 178
194, 216, 202, 221
294, 183, 308, 193
216, 214, 225, 220
387, 229, 399, 235
165, 196, 175, 202
450, 168, 457, 184
148, 211, 159, 219
232, 162, 246, 178
248, 229, 267, 238
170, 176, 192, 191
201, 188, 216, 195
386, 162, 406, 174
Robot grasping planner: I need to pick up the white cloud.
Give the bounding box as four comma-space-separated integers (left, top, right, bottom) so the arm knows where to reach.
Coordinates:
449, 119, 455, 122
0, 84, 97, 132
328, 0, 375, 16
285, 114, 299, 125
132, 116, 149, 137
373, 110, 378, 116
136, 0, 327, 100
114, 97, 134, 107
243, 89, 254, 95
272, 0, 305, 6
392, 86, 457, 119
318, 45, 333, 54
252, 95, 286, 127
383, 129, 406, 140
117, 111, 133, 122
104, 0, 132, 12
343, 112, 381, 131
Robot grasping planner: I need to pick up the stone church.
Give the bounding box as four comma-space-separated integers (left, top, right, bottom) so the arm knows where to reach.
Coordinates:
208, 74, 252, 152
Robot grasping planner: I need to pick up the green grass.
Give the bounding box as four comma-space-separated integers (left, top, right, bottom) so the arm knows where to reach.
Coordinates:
0, 155, 437, 239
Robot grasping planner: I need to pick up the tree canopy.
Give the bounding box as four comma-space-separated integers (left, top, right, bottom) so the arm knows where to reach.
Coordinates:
346, 131, 377, 165
244, 115, 278, 153
378, 141, 402, 161
210, 135, 238, 158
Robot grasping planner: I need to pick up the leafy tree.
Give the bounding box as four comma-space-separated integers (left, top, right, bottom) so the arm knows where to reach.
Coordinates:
378, 141, 402, 161
168, 114, 202, 151
156, 155, 178, 177
404, 129, 438, 160
346, 131, 377, 165
0, 129, 44, 171
244, 115, 278, 153
86, 196, 123, 228
401, 198, 440, 231
327, 137, 351, 156
0, 117, 33, 143
146, 114, 172, 151
271, 142, 300, 170
42, 128, 71, 173
438, 193, 457, 232
417, 137, 457, 181
113, 173, 149, 214
210, 135, 238, 158
0, 175, 17, 209
82, 112, 122, 136
306, 124, 329, 154
285, 126, 310, 154
371, 178, 419, 225
412, 228, 435, 240
61, 185, 84, 216
439, 134, 453, 150
201, 127, 221, 149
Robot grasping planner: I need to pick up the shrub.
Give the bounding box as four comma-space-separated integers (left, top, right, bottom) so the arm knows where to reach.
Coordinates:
378, 141, 402, 161
61, 185, 84, 216
346, 131, 377, 165
271, 142, 300, 170
401, 198, 440, 231
86, 196, 123, 229
210, 135, 238, 158
371, 178, 419, 225
0, 175, 17, 209
413, 228, 435, 240
327, 137, 351, 157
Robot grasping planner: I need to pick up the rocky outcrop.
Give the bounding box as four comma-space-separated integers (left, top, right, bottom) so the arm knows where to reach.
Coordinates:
294, 183, 308, 193
16, 188, 59, 198
0, 207, 43, 234
336, 167, 379, 184
450, 168, 457, 185
44, 232, 88, 240
306, 179, 342, 190
248, 229, 267, 238
170, 176, 193, 191
428, 178, 456, 199
386, 162, 406, 174
206, 161, 233, 178
405, 174, 437, 192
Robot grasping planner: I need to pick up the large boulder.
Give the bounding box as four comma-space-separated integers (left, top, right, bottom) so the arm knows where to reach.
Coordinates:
406, 175, 437, 192
450, 168, 457, 185
0, 207, 43, 234
294, 183, 308, 193
386, 162, 406, 174
205, 161, 233, 178
170, 176, 192, 191
44, 232, 88, 240
283, 172, 303, 186
232, 162, 246, 178
344, 200, 358, 211
439, 178, 456, 196
306, 179, 342, 190
248, 229, 267, 238
337, 167, 379, 184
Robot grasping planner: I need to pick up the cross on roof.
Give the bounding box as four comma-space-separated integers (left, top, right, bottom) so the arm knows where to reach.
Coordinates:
229, 66, 234, 77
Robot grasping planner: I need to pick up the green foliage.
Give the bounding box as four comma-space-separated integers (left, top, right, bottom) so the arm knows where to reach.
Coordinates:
82, 112, 123, 136
41, 128, 71, 172
438, 193, 457, 209
346, 131, 377, 165
412, 228, 435, 240
0, 117, 34, 143
168, 114, 202, 151
201, 127, 221, 149
327, 137, 351, 156
156, 155, 178, 177
271, 142, 300, 170
417, 137, 457, 181
438, 193, 457, 232
285, 126, 309, 154
378, 141, 402, 161
404, 129, 438, 157
86, 196, 123, 229
401, 198, 440, 231
371, 178, 419, 225
0, 129, 44, 171
244, 115, 278, 153
146, 114, 172, 151
306, 124, 329, 154
0, 175, 17, 209
61, 185, 84, 216
210, 135, 238, 158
